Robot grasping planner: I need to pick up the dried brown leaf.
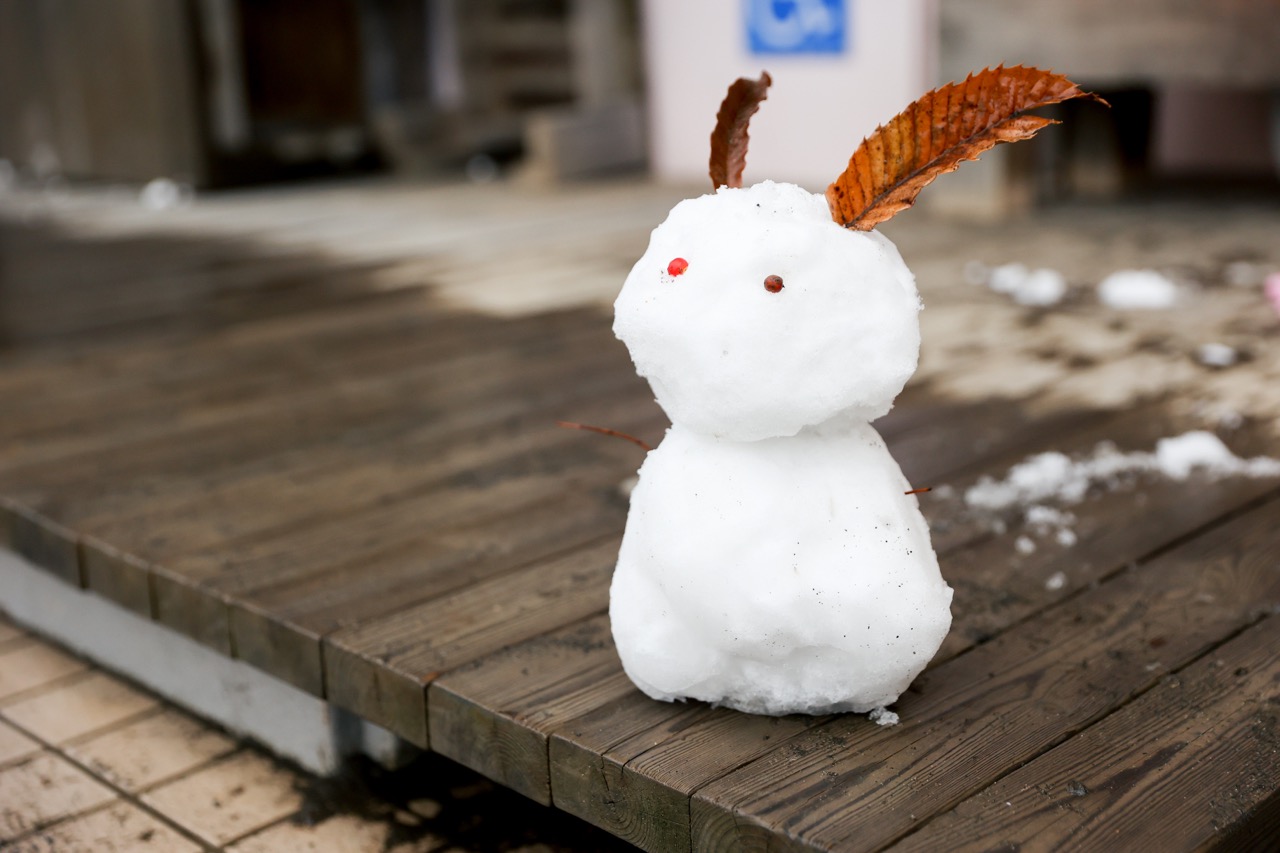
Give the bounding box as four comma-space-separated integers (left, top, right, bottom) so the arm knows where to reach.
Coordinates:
709, 71, 772, 190
827, 66, 1106, 230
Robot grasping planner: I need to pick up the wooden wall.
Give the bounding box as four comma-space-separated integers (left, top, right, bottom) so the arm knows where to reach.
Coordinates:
0, 0, 205, 185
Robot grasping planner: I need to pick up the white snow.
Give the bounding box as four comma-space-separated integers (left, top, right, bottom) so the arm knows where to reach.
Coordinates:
1196, 343, 1237, 368
1097, 269, 1179, 309
1044, 571, 1067, 591
966, 431, 1280, 512
985, 263, 1067, 307
613, 181, 922, 442
140, 178, 193, 211
1015, 536, 1036, 555
869, 706, 899, 727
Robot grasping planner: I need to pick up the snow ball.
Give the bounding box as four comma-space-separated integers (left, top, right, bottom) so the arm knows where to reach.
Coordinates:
1045, 571, 1067, 591
988, 263, 1029, 294
614, 181, 922, 441
1097, 269, 1179, 309
986, 263, 1066, 306
140, 178, 192, 211
610, 422, 952, 715
1012, 269, 1067, 307
1195, 343, 1237, 368
869, 707, 899, 727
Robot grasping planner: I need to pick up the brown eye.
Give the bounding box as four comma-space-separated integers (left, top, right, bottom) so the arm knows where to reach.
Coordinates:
764, 274, 784, 293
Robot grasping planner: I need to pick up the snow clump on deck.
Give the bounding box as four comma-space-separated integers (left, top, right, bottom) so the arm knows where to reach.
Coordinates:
1097, 269, 1179, 309
966, 431, 1280, 512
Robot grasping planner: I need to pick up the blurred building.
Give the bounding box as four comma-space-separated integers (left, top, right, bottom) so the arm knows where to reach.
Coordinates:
1, 0, 1277, 209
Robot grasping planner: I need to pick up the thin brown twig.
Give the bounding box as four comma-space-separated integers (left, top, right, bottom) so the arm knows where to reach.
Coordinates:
556, 420, 653, 452
904, 487, 933, 495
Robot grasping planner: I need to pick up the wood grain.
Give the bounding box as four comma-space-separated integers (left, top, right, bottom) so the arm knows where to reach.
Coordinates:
429, 614, 635, 804
885, 614, 1280, 853
690, 495, 1280, 851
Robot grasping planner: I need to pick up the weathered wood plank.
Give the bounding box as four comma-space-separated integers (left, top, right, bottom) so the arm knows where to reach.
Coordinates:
0, 309, 614, 492
323, 536, 622, 748
152, 387, 657, 665
885, 614, 1280, 853
429, 614, 635, 804
67, 341, 640, 541
689, 495, 1280, 852
0, 497, 81, 586
542, 411, 1280, 852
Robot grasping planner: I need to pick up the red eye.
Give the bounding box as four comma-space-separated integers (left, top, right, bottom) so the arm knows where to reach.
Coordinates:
667, 257, 689, 276
764, 274, 784, 293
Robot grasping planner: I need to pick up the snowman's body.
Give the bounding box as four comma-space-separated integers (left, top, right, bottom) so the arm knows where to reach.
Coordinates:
610, 181, 952, 716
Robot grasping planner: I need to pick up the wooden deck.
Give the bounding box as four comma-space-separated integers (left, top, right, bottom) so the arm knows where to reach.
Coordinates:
2, 209, 1279, 852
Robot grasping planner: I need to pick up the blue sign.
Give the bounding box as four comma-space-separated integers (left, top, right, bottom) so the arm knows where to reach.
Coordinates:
746, 0, 848, 55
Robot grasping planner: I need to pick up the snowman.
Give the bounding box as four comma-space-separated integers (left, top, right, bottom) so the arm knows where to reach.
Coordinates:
605, 68, 1097, 717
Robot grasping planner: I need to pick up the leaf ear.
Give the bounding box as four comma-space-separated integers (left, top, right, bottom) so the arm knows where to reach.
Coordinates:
709, 71, 773, 190
826, 66, 1107, 230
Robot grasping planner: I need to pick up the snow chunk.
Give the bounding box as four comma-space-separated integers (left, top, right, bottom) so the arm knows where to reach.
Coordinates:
986, 263, 1067, 306
140, 178, 193, 211
1196, 343, 1237, 368
1098, 269, 1179, 309
869, 707, 899, 727
614, 181, 922, 441
966, 431, 1280, 512
1045, 571, 1067, 591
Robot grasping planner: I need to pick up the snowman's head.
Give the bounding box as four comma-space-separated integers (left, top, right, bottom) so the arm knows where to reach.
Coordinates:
614, 181, 922, 441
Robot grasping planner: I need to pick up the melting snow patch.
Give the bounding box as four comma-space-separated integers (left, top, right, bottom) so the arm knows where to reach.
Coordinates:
869, 707, 899, 727
1097, 269, 1179, 309
982, 262, 1068, 307
1196, 343, 1237, 368
967, 431, 1280, 513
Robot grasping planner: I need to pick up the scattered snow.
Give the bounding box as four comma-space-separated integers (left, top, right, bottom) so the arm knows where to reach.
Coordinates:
1055, 528, 1078, 547
1196, 343, 1237, 368
1015, 536, 1036, 555
1025, 505, 1075, 531
1097, 269, 1179, 309
984, 262, 1067, 307
140, 178, 193, 211
966, 431, 1280, 513
869, 706, 899, 727
1045, 571, 1067, 591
